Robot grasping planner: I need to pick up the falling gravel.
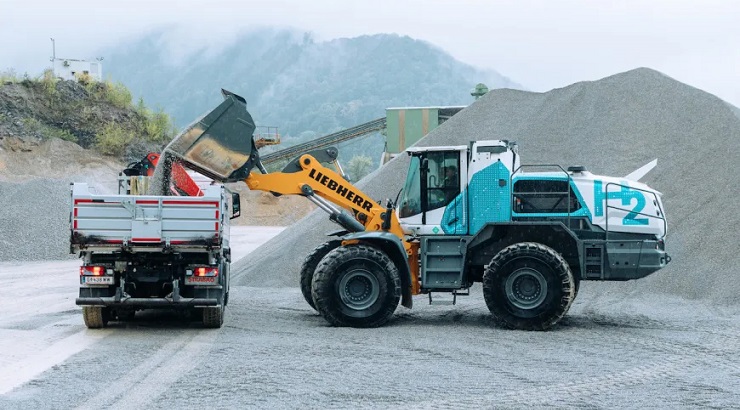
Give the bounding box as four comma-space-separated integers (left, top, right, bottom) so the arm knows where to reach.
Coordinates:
234, 67, 740, 304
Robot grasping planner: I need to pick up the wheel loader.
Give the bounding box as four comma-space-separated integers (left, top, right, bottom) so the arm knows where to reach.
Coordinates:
151, 90, 671, 330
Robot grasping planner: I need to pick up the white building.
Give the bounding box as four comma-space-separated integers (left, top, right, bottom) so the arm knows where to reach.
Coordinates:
52, 58, 103, 81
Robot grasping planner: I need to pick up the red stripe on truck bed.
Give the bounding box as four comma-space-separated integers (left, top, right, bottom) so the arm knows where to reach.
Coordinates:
135, 200, 159, 204
131, 238, 162, 242
162, 200, 219, 206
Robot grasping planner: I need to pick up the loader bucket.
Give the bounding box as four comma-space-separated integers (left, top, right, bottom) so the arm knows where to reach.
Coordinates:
165, 89, 260, 182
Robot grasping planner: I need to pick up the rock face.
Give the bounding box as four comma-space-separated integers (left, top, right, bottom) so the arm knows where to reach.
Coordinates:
234, 67, 740, 304
0, 80, 140, 149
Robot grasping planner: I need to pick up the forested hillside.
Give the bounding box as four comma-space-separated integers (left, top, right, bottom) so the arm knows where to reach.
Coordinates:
107, 30, 519, 131
104, 29, 520, 167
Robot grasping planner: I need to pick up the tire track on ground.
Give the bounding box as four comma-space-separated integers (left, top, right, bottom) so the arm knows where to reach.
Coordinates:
0, 323, 111, 395
74, 330, 218, 410
402, 317, 740, 409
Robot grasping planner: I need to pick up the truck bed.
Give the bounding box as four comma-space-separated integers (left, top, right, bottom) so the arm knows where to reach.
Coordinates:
70, 183, 226, 251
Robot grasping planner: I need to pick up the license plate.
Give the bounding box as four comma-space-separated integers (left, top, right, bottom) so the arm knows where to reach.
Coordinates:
81, 276, 114, 285
184, 276, 218, 285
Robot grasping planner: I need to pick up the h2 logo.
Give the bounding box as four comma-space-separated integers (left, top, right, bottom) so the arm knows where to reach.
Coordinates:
593, 180, 648, 225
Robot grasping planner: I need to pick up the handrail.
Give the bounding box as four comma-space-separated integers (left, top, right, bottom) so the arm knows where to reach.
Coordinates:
604, 181, 667, 241
510, 164, 574, 227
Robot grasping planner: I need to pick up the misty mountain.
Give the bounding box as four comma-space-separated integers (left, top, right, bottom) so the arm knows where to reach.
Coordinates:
104, 29, 521, 139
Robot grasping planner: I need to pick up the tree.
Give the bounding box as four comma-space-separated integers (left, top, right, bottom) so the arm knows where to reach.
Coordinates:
347, 155, 373, 182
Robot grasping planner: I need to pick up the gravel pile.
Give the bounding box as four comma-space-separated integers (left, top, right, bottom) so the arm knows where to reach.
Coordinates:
0, 179, 72, 261
234, 67, 740, 304
0, 171, 118, 262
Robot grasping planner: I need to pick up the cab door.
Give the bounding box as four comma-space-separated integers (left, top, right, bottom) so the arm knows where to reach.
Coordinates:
398, 149, 467, 235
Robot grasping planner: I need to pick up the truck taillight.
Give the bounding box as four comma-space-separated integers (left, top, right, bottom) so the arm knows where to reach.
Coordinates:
80, 266, 106, 276
193, 267, 218, 277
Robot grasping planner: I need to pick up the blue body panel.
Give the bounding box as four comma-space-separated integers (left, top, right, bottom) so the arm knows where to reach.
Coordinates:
442, 165, 592, 235
442, 161, 512, 235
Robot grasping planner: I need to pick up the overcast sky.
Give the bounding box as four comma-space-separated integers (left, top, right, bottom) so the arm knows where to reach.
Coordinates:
2, 0, 739, 106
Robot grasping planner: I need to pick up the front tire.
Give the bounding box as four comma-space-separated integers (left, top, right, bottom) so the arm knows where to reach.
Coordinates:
483, 242, 575, 330
312, 244, 401, 328
82, 306, 109, 329
300, 240, 342, 310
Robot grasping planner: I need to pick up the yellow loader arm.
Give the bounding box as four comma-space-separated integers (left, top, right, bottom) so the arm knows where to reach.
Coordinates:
245, 152, 407, 242
244, 150, 422, 297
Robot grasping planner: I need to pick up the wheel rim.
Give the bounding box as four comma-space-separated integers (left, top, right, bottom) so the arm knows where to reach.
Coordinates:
338, 269, 380, 311
505, 267, 547, 310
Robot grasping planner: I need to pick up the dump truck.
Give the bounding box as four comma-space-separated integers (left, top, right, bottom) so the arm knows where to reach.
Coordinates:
154, 90, 670, 331
70, 91, 250, 328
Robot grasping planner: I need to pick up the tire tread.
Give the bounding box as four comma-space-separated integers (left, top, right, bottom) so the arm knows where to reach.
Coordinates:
482, 242, 575, 330
202, 306, 224, 328
82, 306, 107, 329
312, 244, 401, 328
300, 240, 342, 310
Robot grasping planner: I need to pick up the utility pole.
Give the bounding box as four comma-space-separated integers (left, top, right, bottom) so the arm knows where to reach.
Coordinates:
50, 38, 56, 62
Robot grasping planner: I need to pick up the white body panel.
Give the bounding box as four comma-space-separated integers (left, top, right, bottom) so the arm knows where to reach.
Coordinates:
569, 171, 667, 237
70, 183, 229, 251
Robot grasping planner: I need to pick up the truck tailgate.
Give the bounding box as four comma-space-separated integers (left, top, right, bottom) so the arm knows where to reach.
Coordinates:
71, 183, 223, 248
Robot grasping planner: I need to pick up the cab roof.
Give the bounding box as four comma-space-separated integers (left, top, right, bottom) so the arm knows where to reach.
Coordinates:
406, 145, 468, 153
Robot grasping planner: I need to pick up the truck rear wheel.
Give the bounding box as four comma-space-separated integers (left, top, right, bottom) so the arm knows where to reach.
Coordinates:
483, 242, 575, 331
300, 240, 342, 311
202, 306, 224, 328
82, 306, 109, 329
312, 244, 401, 328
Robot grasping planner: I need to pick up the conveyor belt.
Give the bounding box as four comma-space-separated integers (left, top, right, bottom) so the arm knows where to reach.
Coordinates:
261, 117, 386, 166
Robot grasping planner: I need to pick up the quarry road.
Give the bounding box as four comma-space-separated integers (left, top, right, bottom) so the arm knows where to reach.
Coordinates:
1, 228, 738, 409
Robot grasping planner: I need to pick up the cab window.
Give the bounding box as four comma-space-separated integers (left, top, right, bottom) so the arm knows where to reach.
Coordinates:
425, 151, 460, 210
399, 157, 421, 217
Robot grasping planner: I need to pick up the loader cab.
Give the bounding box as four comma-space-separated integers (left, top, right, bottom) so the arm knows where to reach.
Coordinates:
398, 146, 468, 235
398, 140, 520, 236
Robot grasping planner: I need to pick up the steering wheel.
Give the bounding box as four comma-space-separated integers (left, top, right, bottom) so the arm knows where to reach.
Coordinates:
428, 189, 446, 209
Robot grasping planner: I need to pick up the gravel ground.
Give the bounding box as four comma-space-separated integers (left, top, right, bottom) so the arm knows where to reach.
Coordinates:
1, 278, 738, 409
234, 68, 740, 305
1, 229, 739, 409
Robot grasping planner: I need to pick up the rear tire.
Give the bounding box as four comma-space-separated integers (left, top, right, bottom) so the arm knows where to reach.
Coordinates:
300, 240, 342, 311
82, 306, 109, 329
483, 242, 575, 331
312, 244, 401, 328
202, 306, 224, 328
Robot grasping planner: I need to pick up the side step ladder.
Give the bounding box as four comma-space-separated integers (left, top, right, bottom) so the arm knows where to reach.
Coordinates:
428, 289, 470, 306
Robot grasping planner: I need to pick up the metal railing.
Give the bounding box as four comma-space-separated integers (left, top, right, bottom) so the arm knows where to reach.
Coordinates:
510, 164, 575, 227
604, 181, 667, 240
